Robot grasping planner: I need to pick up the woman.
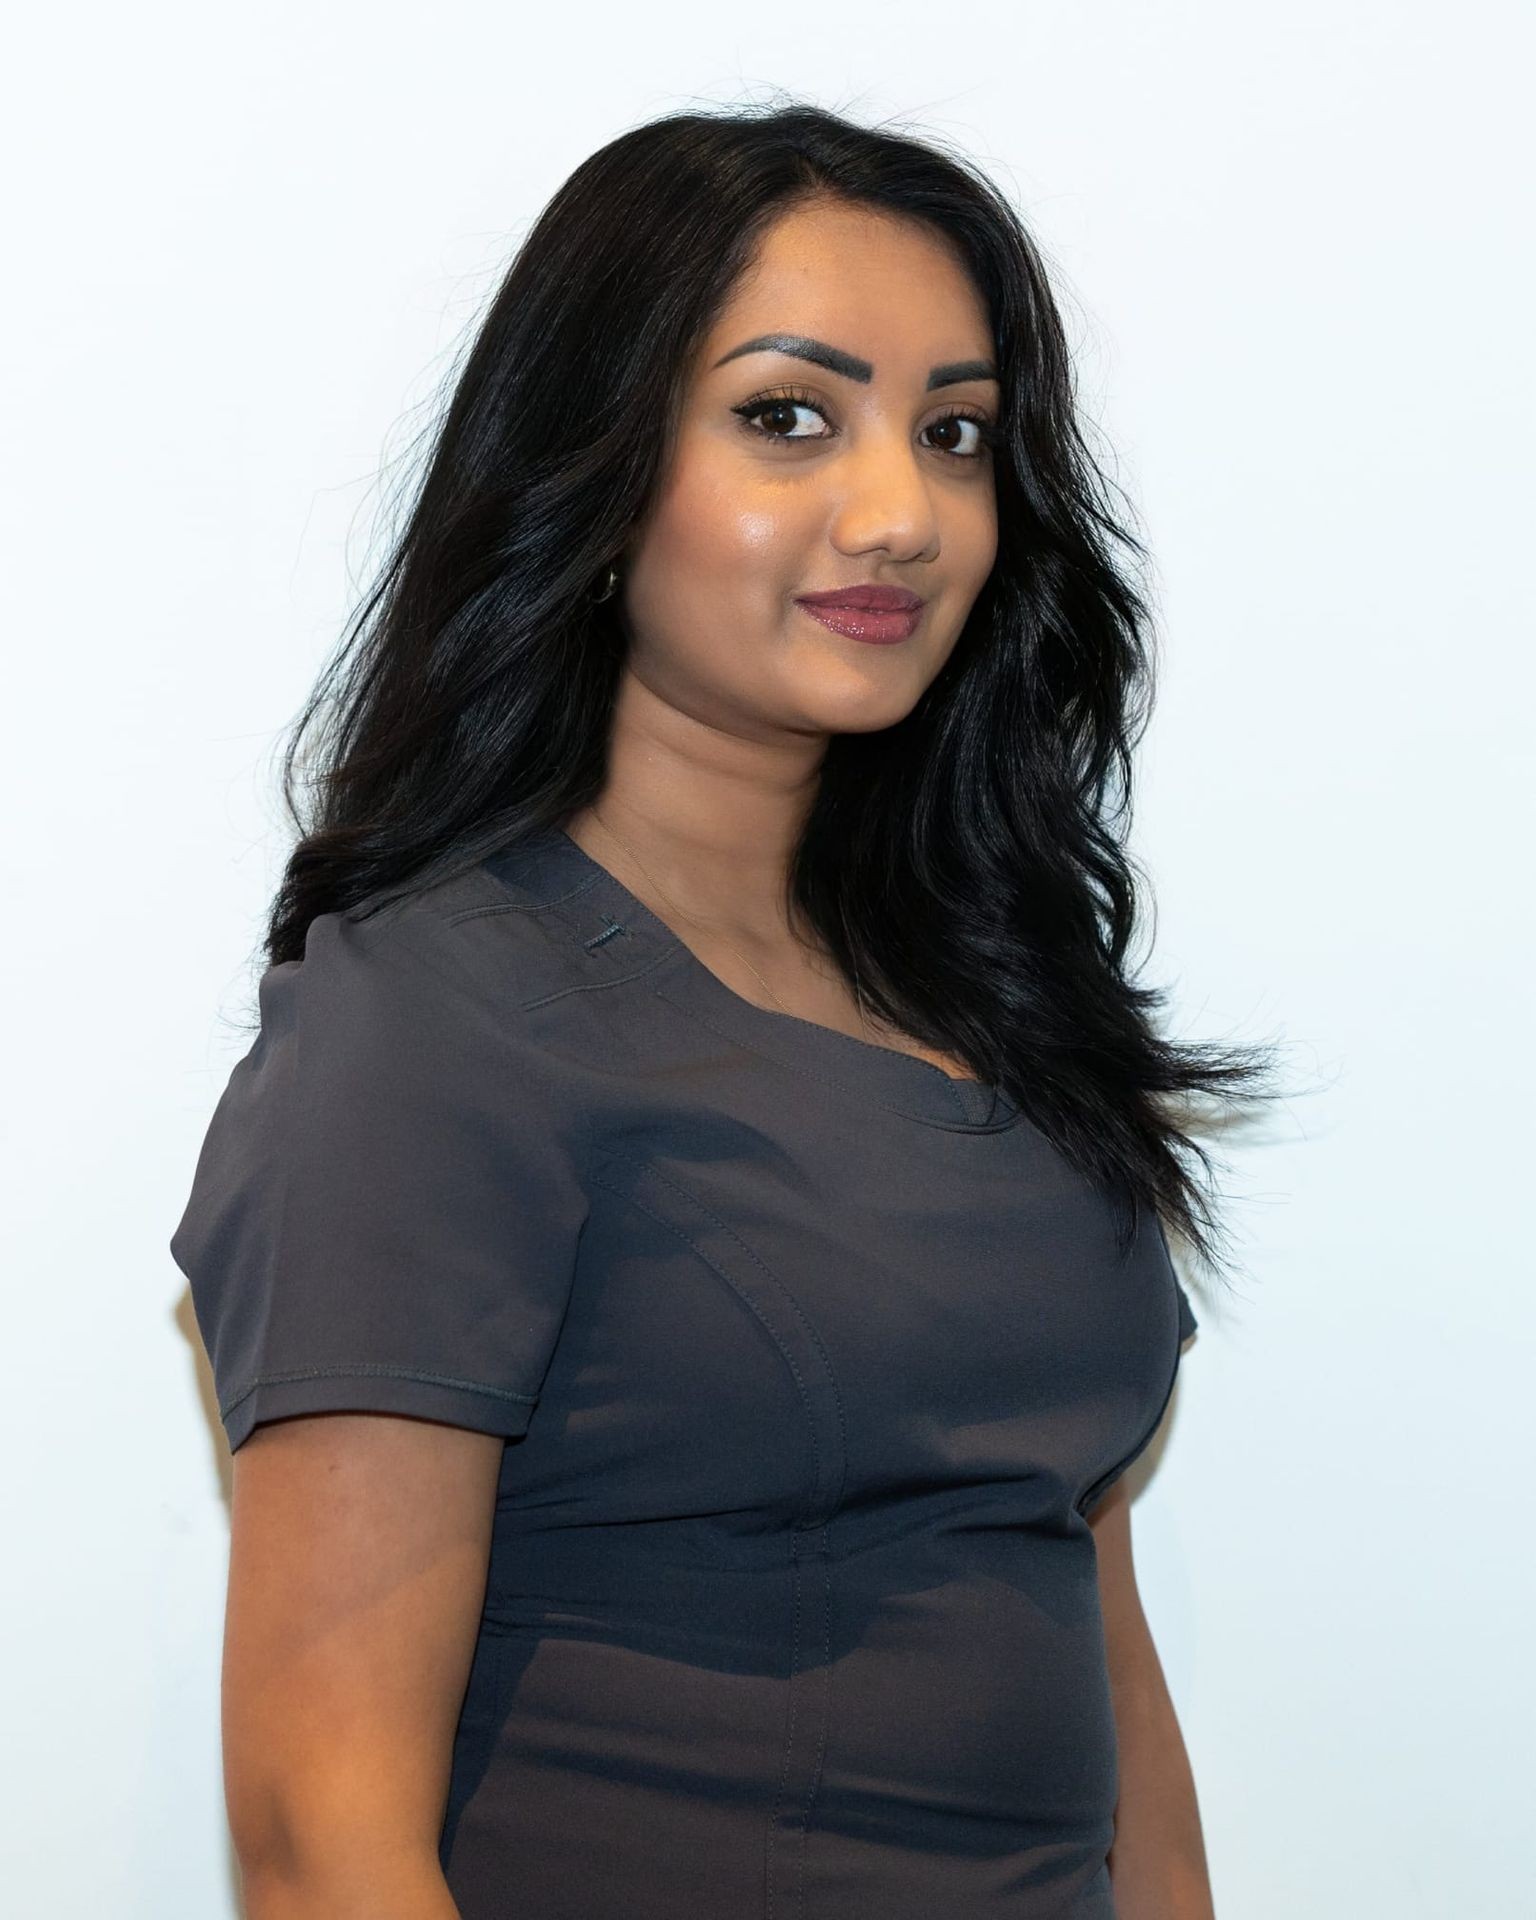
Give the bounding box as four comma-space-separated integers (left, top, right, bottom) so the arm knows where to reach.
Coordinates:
172, 99, 1267, 1919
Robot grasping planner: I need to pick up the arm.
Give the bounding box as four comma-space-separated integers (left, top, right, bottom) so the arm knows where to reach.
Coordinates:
1091, 1477, 1216, 1919
222, 1410, 506, 1919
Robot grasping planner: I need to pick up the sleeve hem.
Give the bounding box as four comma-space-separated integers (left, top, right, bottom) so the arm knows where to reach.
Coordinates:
219, 1368, 539, 1452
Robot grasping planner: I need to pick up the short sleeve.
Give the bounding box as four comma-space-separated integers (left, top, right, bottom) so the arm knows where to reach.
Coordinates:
169, 899, 590, 1453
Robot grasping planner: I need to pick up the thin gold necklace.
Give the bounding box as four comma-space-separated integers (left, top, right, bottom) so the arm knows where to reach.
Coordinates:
586, 805, 882, 1042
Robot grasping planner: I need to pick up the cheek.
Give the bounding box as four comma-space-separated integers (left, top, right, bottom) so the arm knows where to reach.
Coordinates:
947, 500, 998, 611
629, 449, 811, 625
657, 453, 792, 569
958, 480, 998, 567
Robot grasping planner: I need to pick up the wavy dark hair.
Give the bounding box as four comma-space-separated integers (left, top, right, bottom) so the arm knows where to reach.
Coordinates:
260, 96, 1275, 1276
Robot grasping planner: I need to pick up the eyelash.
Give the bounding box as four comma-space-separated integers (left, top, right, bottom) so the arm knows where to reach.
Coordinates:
730, 384, 1007, 459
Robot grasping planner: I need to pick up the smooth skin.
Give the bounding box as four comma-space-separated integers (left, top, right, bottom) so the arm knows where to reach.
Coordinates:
223, 194, 1213, 1916
226, 1412, 501, 1917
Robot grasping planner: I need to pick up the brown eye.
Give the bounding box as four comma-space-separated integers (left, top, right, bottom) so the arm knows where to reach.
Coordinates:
923, 414, 995, 458
732, 390, 832, 441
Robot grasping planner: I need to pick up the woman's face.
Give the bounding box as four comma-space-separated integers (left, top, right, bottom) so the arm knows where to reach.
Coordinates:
618, 197, 1000, 741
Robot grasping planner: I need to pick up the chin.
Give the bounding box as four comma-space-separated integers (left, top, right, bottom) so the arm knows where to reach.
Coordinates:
804, 688, 926, 735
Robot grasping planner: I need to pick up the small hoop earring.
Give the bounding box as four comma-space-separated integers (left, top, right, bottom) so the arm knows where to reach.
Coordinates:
590, 563, 620, 604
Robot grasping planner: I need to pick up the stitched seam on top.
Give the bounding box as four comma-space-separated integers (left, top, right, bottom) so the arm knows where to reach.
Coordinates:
765, 1531, 804, 1920
441, 903, 679, 1005
450, 866, 605, 921
652, 987, 1020, 1137
514, 940, 680, 1007
796, 1528, 833, 1914
587, 1164, 827, 1517
219, 1363, 539, 1420
639, 1158, 850, 1523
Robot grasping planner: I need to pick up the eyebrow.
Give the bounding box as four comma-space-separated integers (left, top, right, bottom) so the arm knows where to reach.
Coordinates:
710, 332, 999, 391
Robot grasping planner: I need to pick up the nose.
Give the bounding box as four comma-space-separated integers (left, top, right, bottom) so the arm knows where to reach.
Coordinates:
825, 426, 942, 564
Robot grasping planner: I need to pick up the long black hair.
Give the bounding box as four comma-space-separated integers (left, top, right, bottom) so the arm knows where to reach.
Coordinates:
261, 96, 1275, 1275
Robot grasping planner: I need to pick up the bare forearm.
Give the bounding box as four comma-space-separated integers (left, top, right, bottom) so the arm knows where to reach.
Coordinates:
240, 1850, 461, 1919
231, 1793, 458, 1920
1106, 1656, 1215, 1919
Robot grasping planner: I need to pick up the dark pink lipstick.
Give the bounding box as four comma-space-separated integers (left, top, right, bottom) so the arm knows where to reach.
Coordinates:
794, 582, 925, 645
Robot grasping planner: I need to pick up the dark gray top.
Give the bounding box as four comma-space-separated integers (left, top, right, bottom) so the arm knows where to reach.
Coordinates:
170, 824, 1197, 1919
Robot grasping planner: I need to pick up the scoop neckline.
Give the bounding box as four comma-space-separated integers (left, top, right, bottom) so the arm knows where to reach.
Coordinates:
516, 825, 1021, 1134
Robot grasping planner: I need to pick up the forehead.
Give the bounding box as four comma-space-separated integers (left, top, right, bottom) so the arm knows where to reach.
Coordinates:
698, 198, 992, 371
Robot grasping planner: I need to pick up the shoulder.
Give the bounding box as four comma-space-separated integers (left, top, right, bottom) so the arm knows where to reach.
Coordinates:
212, 842, 600, 1186
295, 835, 595, 1026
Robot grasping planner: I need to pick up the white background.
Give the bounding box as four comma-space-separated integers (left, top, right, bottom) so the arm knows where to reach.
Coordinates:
3, 5, 1530, 1914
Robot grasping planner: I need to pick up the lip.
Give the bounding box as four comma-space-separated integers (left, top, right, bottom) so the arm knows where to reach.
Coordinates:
796, 601, 923, 645
794, 584, 925, 612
